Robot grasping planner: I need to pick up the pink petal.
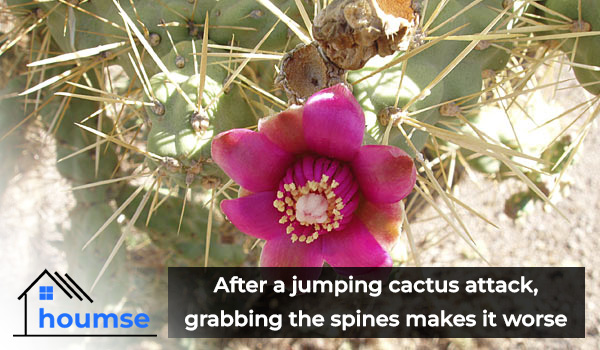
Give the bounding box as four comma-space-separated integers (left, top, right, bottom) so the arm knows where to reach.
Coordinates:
221, 191, 284, 241
322, 218, 392, 267
303, 84, 365, 161
355, 198, 404, 251
260, 237, 324, 267
352, 145, 416, 204
212, 129, 294, 192
258, 106, 307, 154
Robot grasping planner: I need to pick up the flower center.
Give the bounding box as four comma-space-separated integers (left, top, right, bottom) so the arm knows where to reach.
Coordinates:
273, 156, 359, 244
296, 193, 328, 224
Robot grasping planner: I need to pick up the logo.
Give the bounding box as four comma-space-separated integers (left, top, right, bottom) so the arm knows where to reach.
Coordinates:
13, 269, 157, 338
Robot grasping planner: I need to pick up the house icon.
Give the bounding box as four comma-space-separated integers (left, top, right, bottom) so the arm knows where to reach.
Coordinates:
14, 269, 93, 337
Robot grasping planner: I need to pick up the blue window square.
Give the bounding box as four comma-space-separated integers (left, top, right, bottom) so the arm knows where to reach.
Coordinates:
39, 285, 53, 301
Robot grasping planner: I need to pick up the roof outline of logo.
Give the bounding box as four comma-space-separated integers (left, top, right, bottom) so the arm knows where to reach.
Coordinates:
18, 269, 94, 303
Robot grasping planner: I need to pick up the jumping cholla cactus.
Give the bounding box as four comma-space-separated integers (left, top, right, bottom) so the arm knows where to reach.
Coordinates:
1, 1, 599, 332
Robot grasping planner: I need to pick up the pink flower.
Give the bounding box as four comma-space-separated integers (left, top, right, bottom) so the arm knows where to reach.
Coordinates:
211, 84, 416, 267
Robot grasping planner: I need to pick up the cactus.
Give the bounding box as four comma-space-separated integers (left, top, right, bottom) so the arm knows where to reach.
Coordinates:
2, 0, 599, 302
145, 40, 256, 189
117, 184, 248, 267
350, 0, 511, 154
209, 0, 311, 51
540, 0, 600, 95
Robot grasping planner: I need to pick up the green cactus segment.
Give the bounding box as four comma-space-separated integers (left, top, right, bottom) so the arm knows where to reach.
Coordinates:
208, 0, 311, 51
62, 203, 129, 303
543, 0, 600, 95
22, 0, 212, 79
49, 95, 119, 204
571, 43, 600, 95
117, 185, 246, 266
146, 40, 255, 188
541, 135, 575, 174
5, 0, 42, 13
350, 0, 510, 154
349, 55, 443, 154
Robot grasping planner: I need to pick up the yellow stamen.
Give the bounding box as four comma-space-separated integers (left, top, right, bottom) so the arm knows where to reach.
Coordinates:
299, 235, 306, 242
291, 234, 298, 243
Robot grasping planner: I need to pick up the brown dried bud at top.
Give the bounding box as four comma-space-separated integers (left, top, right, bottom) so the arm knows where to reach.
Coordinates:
190, 110, 210, 134
313, 0, 418, 70
275, 43, 346, 105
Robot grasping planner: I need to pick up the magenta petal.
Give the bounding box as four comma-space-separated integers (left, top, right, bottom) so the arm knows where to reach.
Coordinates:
352, 145, 416, 204
212, 129, 294, 192
221, 191, 284, 240
303, 84, 365, 161
258, 106, 307, 154
260, 237, 324, 267
322, 218, 392, 267
355, 198, 404, 251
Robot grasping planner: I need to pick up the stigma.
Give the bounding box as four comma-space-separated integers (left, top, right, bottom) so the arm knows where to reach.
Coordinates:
272, 156, 359, 244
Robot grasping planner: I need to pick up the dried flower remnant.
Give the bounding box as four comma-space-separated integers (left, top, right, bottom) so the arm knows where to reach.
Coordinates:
313, 0, 419, 70
275, 43, 346, 105
211, 84, 417, 267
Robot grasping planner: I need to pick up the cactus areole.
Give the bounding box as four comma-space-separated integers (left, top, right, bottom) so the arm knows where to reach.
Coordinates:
211, 84, 417, 267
